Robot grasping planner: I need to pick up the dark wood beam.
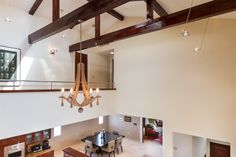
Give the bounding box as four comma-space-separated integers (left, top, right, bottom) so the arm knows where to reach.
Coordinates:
69, 0, 236, 52
87, 0, 124, 21
28, 0, 132, 44
52, 0, 60, 22
107, 10, 125, 21
151, 0, 167, 16
146, 0, 153, 20
29, 0, 43, 15
95, 15, 101, 37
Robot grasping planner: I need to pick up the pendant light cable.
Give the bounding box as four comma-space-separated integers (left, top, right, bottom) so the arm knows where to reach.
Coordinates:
185, 0, 195, 24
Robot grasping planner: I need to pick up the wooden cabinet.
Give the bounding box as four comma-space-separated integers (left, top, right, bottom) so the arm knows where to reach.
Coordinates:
26, 150, 54, 157
1, 135, 25, 146
26, 129, 51, 145
37, 150, 54, 157
63, 147, 88, 157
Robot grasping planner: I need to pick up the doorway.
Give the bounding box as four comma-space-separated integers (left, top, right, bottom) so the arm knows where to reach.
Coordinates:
210, 142, 230, 157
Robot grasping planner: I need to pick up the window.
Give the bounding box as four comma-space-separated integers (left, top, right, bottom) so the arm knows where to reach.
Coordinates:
53, 126, 62, 137
99, 116, 104, 125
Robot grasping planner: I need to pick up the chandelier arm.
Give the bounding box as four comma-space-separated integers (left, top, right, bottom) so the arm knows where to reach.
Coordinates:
81, 63, 90, 99
73, 63, 82, 99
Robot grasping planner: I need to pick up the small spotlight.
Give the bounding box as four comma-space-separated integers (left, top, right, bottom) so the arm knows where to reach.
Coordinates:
194, 47, 201, 52
110, 51, 114, 55
181, 29, 190, 37
61, 34, 66, 39
4, 17, 12, 23
49, 49, 58, 55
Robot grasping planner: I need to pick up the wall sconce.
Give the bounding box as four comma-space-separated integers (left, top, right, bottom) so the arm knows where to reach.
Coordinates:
49, 49, 58, 55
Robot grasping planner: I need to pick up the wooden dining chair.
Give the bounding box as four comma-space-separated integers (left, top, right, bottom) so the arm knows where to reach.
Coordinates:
85, 140, 98, 157
101, 140, 115, 157
115, 137, 123, 154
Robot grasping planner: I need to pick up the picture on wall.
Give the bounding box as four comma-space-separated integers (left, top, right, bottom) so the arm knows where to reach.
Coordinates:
124, 116, 132, 122
0, 45, 21, 81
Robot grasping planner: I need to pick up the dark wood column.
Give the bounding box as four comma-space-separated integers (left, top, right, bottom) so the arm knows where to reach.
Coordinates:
52, 0, 60, 22
146, 0, 153, 20
95, 15, 100, 38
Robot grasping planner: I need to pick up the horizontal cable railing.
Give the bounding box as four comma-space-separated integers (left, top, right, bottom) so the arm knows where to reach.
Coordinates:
0, 79, 115, 91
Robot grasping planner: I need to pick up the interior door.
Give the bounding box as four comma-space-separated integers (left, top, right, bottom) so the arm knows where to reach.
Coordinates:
210, 142, 230, 157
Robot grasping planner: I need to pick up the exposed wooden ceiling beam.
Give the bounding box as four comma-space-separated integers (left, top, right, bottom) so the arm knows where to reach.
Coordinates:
29, 0, 43, 15
69, 0, 236, 52
95, 15, 101, 38
151, 0, 168, 16
107, 10, 125, 21
146, 0, 154, 20
28, 0, 132, 44
52, 0, 60, 22
87, 0, 124, 21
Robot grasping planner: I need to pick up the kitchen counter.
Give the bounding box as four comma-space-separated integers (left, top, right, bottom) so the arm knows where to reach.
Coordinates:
63, 147, 88, 157
26, 149, 54, 157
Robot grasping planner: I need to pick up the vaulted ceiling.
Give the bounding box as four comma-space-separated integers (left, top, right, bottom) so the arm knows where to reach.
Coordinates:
1, 0, 213, 35
1, 0, 236, 52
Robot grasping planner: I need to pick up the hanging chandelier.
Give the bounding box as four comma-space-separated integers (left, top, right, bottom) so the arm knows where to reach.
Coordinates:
59, 20, 101, 113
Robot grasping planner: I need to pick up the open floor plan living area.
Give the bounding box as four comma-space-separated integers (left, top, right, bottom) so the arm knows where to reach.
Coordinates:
0, 0, 236, 157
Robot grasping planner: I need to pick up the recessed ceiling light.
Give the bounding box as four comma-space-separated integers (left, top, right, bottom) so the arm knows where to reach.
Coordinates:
194, 47, 201, 52
181, 29, 190, 37
4, 17, 12, 23
61, 34, 66, 39
110, 51, 114, 55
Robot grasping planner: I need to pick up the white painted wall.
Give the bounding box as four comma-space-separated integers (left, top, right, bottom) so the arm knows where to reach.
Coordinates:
1, 2, 236, 157
107, 114, 141, 142
173, 133, 192, 157
87, 52, 112, 88
192, 136, 208, 157
174, 133, 208, 157
50, 117, 108, 150
0, 2, 117, 140
0, 2, 79, 82
0, 90, 116, 140
93, 17, 236, 157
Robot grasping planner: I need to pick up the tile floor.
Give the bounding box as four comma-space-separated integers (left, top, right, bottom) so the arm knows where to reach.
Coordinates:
54, 138, 162, 157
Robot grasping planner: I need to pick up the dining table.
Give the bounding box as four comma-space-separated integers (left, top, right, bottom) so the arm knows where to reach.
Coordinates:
81, 131, 124, 147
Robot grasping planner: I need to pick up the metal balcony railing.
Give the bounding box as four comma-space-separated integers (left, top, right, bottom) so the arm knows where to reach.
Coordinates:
0, 79, 115, 91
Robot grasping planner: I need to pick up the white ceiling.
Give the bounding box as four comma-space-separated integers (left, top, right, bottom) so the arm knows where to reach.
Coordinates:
1, 0, 235, 36
2, 0, 215, 19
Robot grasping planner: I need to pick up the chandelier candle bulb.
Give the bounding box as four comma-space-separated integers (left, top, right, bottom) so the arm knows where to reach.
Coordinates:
90, 88, 93, 95
96, 88, 99, 94
61, 88, 64, 94
70, 88, 73, 94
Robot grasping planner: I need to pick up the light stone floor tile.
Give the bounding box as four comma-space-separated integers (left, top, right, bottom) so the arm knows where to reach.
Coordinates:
54, 138, 162, 157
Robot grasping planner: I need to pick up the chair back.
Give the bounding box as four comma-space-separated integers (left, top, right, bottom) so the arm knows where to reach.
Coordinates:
107, 140, 115, 152
116, 137, 123, 147
112, 131, 119, 135
85, 140, 93, 154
